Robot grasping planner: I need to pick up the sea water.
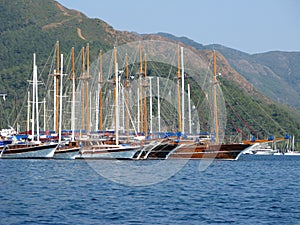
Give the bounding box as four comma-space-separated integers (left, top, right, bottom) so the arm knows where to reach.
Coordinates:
0, 155, 300, 224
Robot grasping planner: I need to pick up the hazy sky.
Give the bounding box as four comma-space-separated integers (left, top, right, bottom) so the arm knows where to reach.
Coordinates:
57, 0, 300, 54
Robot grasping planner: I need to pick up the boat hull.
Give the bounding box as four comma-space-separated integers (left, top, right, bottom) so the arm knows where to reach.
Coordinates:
253, 150, 276, 155
0, 143, 57, 159
145, 142, 179, 159
53, 147, 80, 159
53, 141, 81, 159
76, 145, 140, 160
281, 152, 300, 156
168, 143, 252, 160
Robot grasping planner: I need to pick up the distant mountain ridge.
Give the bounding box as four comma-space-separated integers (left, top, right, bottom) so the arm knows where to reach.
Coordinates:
157, 32, 300, 109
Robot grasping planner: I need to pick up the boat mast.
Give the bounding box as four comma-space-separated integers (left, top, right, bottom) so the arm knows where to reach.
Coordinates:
143, 53, 148, 136
177, 45, 182, 132
35, 54, 40, 142
27, 91, 30, 134
71, 47, 76, 142
81, 47, 85, 134
99, 50, 103, 131
43, 98, 46, 132
89, 91, 92, 133
292, 135, 295, 152
58, 54, 63, 143
114, 47, 119, 145
139, 42, 143, 133
54, 41, 60, 133
188, 83, 192, 134
137, 87, 140, 133
125, 53, 130, 137
213, 50, 219, 144
157, 77, 161, 132
86, 43, 90, 133
32, 54, 36, 141
30, 53, 40, 141
181, 47, 185, 134
148, 76, 153, 134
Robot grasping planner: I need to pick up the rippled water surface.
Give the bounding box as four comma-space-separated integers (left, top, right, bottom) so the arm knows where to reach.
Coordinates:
1, 155, 300, 224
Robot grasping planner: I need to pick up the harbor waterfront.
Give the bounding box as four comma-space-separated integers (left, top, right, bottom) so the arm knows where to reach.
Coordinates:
0, 155, 299, 224
0, 31, 298, 223
1, 40, 297, 160
1, 1, 300, 224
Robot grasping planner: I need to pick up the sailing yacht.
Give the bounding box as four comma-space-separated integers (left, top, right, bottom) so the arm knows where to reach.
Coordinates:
162, 49, 252, 160
53, 48, 80, 159
0, 54, 57, 159
76, 47, 140, 159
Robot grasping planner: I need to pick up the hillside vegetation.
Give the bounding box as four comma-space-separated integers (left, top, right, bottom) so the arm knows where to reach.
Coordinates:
1, 0, 300, 147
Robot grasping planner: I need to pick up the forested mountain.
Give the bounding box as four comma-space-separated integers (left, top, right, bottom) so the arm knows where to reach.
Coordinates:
0, 0, 141, 127
1, 0, 300, 146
